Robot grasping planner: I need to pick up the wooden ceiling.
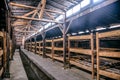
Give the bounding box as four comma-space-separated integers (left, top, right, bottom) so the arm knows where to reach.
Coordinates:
9, 0, 83, 41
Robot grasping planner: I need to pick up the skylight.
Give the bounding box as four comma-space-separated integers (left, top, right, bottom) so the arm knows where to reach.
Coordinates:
81, 0, 90, 8
93, 0, 102, 3
73, 4, 80, 14
66, 9, 73, 17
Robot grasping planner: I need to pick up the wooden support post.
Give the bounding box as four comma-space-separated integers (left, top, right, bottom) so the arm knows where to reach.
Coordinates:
52, 38, 54, 61
68, 34, 71, 68
34, 36, 37, 54
3, 33, 10, 78
42, 32, 46, 58
30, 38, 32, 52
91, 33, 94, 79
96, 32, 100, 80
63, 12, 67, 68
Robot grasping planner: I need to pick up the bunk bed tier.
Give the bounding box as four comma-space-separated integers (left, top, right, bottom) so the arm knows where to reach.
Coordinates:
0, 32, 3, 37
54, 47, 63, 51
99, 69, 120, 80
46, 47, 52, 50
69, 35, 92, 40
99, 51, 120, 58
98, 30, 120, 38
69, 48, 92, 55
70, 60, 92, 71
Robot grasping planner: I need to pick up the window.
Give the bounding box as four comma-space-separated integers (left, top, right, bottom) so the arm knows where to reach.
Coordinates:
93, 0, 103, 3
66, 9, 73, 17
56, 15, 63, 21
81, 0, 90, 8
73, 4, 80, 14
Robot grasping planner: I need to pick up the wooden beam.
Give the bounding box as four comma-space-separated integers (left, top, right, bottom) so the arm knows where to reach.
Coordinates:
39, 0, 46, 19
9, 2, 64, 14
11, 16, 63, 23
23, 10, 37, 17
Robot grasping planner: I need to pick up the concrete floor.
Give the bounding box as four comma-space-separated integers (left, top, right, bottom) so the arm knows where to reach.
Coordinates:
22, 49, 93, 80
4, 49, 28, 80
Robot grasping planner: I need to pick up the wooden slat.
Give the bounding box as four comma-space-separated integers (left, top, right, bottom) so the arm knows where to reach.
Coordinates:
46, 47, 52, 50
100, 48, 120, 51
69, 48, 92, 55
99, 70, 120, 80
0, 32, 3, 37
0, 50, 3, 57
99, 51, 120, 58
54, 56, 63, 62
69, 35, 91, 40
54, 47, 63, 51
0, 67, 3, 76
46, 54, 52, 58
70, 61, 92, 71
46, 39, 52, 42
98, 30, 120, 38
54, 38, 63, 42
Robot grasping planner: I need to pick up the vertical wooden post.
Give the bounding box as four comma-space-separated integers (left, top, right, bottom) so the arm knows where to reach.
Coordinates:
91, 33, 94, 79
39, 41, 41, 55
3, 31, 7, 77
68, 35, 71, 68
63, 12, 67, 68
52, 38, 54, 61
3, 33, 10, 78
34, 36, 37, 54
30, 38, 32, 52
96, 32, 100, 80
42, 32, 46, 58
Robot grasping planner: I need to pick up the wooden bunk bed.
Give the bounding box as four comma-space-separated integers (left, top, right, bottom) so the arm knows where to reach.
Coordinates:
45, 39, 53, 58
68, 33, 95, 79
53, 38, 64, 62
31, 42, 35, 52
96, 29, 120, 80
36, 41, 43, 55
0, 31, 6, 77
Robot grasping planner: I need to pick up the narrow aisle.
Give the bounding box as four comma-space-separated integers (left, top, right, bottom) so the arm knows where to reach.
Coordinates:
9, 49, 28, 80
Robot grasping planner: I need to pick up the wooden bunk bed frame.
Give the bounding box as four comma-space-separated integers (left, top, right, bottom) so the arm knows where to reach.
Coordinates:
53, 38, 64, 62
68, 33, 95, 79
36, 41, 43, 55
96, 29, 120, 80
0, 31, 7, 77
45, 39, 53, 58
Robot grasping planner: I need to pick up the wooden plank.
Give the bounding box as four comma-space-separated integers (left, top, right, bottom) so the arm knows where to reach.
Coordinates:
0, 32, 3, 37
96, 32, 100, 80
0, 67, 3, 76
99, 51, 120, 58
99, 70, 120, 80
69, 48, 92, 55
39, 0, 46, 19
46, 39, 52, 42
0, 50, 3, 57
54, 47, 63, 51
11, 16, 63, 24
54, 38, 63, 42
54, 56, 63, 62
46, 47, 52, 50
98, 30, 120, 38
69, 35, 92, 40
70, 61, 92, 71
100, 48, 120, 51
46, 54, 52, 58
